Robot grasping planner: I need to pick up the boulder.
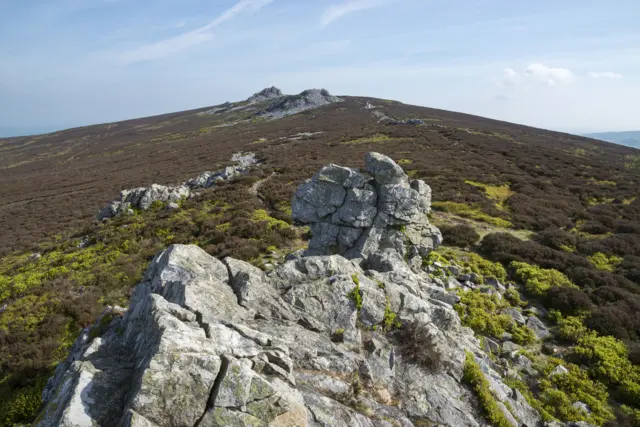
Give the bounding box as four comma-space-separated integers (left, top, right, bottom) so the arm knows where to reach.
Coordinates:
527, 316, 550, 339
503, 307, 526, 325
291, 152, 442, 264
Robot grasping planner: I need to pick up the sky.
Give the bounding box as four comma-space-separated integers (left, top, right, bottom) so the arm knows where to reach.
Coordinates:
0, 0, 639, 136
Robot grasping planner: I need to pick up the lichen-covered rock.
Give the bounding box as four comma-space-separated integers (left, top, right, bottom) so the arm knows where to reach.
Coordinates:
292, 152, 442, 268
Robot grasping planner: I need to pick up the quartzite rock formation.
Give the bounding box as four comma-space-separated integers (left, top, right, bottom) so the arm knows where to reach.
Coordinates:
39, 153, 568, 427
97, 152, 257, 220
292, 152, 442, 271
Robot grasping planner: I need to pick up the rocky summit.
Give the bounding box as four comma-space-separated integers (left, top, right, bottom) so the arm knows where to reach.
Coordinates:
37, 154, 578, 427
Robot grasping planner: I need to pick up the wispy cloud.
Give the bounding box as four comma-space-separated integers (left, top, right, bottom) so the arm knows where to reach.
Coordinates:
114, 0, 274, 64
320, 0, 392, 28
588, 71, 623, 79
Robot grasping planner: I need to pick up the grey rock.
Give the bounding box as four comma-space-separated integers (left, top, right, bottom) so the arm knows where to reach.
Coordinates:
98, 151, 257, 219
503, 307, 526, 325
572, 401, 591, 415
481, 337, 501, 354
502, 341, 522, 354
527, 316, 550, 339
549, 365, 569, 376
501, 332, 513, 342
292, 152, 440, 264
259, 88, 343, 119
248, 86, 283, 103
485, 277, 506, 292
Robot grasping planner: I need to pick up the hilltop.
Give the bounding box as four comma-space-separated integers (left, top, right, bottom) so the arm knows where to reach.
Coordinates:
1, 88, 640, 426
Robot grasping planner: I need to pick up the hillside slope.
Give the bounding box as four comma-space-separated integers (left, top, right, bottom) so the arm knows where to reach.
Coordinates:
1, 88, 638, 256
2, 88, 640, 426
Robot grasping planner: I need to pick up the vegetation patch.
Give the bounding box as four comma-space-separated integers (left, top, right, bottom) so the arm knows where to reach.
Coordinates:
455, 290, 536, 345
587, 252, 622, 272
464, 180, 513, 211
340, 133, 412, 145
432, 201, 512, 228
463, 351, 515, 427
510, 261, 577, 297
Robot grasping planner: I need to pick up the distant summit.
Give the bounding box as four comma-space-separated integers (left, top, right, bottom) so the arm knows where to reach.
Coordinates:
260, 88, 342, 119
247, 86, 283, 103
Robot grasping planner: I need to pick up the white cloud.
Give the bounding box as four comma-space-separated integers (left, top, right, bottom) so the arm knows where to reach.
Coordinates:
114, 0, 274, 64
320, 0, 391, 28
588, 71, 623, 79
500, 63, 575, 88
524, 63, 575, 86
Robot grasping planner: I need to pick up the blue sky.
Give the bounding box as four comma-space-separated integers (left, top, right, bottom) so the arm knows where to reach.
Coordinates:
0, 0, 638, 136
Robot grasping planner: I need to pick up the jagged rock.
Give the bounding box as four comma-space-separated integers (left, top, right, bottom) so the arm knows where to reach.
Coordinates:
98, 152, 257, 220
292, 152, 442, 265
502, 341, 522, 355
248, 86, 283, 103
259, 89, 343, 119
481, 337, 501, 354
527, 316, 550, 339
503, 307, 526, 325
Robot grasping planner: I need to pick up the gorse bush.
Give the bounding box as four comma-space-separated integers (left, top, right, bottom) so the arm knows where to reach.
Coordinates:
455, 290, 537, 345
510, 261, 577, 297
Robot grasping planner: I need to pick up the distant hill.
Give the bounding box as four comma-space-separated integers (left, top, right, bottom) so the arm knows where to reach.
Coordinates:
584, 130, 640, 148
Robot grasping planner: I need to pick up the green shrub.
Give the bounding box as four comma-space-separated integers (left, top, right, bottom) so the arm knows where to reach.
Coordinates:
463, 351, 515, 427
539, 360, 614, 426
587, 252, 623, 272
438, 248, 506, 283
510, 261, 577, 297
455, 290, 536, 345
381, 297, 400, 331
347, 274, 362, 311
557, 315, 590, 343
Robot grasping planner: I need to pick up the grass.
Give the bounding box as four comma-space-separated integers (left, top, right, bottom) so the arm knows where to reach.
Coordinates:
340, 133, 412, 145
464, 180, 513, 211
587, 252, 623, 272
432, 201, 512, 228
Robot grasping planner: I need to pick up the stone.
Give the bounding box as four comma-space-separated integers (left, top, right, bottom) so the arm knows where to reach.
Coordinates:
503, 307, 526, 325
502, 341, 522, 354
572, 401, 591, 415
549, 365, 569, 376
527, 316, 551, 339
167, 202, 179, 209
481, 337, 501, 354
485, 277, 506, 292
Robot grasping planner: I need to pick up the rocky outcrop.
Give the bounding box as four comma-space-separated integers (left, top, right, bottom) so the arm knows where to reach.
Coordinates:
45, 153, 568, 426
259, 89, 343, 119
291, 152, 442, 269
37, 240, 545, 427
97, 152, 257, 220
248, 86, 284, 103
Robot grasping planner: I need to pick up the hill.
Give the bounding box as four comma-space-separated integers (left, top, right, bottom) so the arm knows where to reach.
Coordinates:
2, 88, 640, 426
584, 131, 640, 149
